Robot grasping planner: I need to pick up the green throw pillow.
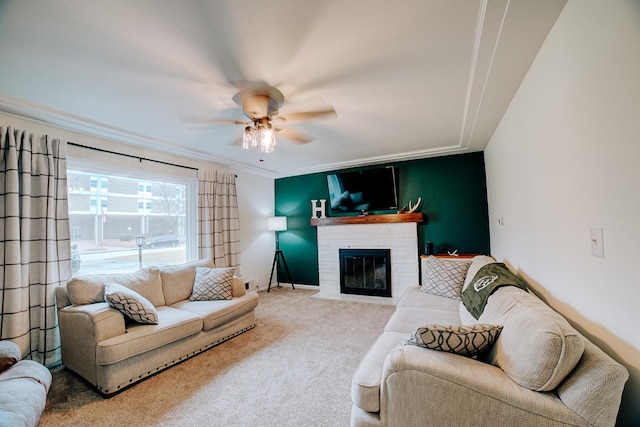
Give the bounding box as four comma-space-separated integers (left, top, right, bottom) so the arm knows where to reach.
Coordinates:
462, 263, 528, 319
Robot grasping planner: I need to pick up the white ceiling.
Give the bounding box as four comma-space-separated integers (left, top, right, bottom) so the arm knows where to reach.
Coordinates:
0, 0, 566, 177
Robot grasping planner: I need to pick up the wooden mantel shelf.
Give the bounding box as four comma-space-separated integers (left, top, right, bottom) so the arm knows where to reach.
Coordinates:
310, 213, 424, 226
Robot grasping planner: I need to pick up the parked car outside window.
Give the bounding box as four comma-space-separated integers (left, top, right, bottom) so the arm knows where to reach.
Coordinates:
142, 235, 180, 249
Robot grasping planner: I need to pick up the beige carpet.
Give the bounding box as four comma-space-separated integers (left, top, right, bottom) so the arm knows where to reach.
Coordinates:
41, 288, 395, 426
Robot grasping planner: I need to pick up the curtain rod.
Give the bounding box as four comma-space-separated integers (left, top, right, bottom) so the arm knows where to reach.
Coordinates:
67, 142, 199, 171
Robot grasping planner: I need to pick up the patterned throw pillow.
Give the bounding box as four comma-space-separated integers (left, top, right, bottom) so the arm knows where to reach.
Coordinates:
0, 341, 21, 374
421, 256, 472, 300
190, 267, 235, 301
404, 324, 503, 357
104, 283, 159, 325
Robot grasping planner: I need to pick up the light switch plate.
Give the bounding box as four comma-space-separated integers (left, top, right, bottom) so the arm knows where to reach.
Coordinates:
590, 227, 604, 258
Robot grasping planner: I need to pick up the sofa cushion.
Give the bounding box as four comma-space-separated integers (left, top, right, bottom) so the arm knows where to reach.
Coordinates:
404, 324, 502, 357
67, 267, 165, 307
190, 267, 235, 301
385, 306, 461, 334
0, 341, 21, 374
104, 283, 159, 325
96, 306, 203, 365
160, 259, 215, 306
172, 292, 259, 331
397, 286, 460, 311
420, 256, 471, 300
479, 286, 585, 391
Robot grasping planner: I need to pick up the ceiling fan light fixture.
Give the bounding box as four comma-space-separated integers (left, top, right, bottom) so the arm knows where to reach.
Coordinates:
259, 125, 276, 153
219, 84, 333, 153
242, 126, 255, 150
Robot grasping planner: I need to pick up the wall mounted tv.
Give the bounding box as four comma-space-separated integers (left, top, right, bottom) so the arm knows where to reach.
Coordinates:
326, 166, 399, 213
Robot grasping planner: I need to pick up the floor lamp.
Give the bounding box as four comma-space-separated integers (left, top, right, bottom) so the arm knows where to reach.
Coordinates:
267, 216, 295, 292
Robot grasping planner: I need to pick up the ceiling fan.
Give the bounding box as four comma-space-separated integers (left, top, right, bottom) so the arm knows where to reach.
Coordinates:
197, 83, 336, 153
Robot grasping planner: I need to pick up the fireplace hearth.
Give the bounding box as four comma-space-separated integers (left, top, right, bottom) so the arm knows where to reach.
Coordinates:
339, 249, 391, 297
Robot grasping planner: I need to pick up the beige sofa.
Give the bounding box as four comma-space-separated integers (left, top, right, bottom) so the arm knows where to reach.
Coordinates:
56, 259, 258, 395
0, 342, 52, 427
351, 255, 628, 427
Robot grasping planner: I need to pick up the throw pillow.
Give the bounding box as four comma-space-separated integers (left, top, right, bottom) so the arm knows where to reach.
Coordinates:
404, 324, 503, 357
190, 267, 235, 301
0, 341, 21, 374
421, 256, 472, 300
104, 282, 159, 325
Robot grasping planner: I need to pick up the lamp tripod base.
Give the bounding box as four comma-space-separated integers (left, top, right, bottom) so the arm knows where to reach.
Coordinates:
267, 249, 295, 292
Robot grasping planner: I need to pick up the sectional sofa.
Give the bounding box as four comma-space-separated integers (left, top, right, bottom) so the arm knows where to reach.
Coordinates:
0, 341, 51, 427
351, 255, 628, 427
56, 258, 258, 395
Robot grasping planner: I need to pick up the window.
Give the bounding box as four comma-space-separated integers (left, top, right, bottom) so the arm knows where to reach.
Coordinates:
68, 162, 197, 275
70, 227, 82, 240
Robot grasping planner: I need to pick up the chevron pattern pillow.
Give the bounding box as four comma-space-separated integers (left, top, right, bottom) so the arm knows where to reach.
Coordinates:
404, 324, 503, 357
190, 267, 235, 301
421, 256, 472, 300
104, 283, 158, 325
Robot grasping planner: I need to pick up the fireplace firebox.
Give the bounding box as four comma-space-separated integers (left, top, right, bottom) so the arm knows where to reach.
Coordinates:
339, 249, 391, 297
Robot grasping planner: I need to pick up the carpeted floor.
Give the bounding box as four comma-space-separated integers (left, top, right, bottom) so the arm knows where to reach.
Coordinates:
41, 287, 395, 426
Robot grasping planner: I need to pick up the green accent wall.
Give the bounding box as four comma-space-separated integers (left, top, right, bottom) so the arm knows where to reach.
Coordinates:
274, 152, 490, 285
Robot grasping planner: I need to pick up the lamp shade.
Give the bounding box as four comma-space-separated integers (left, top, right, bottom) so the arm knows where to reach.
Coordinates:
267, 216, 287, 231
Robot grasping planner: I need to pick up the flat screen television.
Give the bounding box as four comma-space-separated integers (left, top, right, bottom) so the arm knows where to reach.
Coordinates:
326, 166, 399, 213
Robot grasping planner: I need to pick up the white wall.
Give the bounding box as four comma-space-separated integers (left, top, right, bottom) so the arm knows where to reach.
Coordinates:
484, 1, 640, 424
0, 112, 276, 290
233, 170, 275, 289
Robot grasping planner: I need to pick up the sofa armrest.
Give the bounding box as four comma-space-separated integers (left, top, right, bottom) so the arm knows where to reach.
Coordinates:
55, 285, 72, 309
380, 345, 586, 426
557, 339, 629, 427
59, 303, 126, 343
58, 303, 126, 386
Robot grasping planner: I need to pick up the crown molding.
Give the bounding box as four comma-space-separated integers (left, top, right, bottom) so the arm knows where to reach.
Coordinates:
0, 94, 277, 178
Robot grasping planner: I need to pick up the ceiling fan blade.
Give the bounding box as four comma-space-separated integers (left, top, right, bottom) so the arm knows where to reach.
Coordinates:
181, 117, 249, 131
276, 128, 314, 144
180, 111, 248, 124
202, 117, 248, 125
278, 108, 337, 123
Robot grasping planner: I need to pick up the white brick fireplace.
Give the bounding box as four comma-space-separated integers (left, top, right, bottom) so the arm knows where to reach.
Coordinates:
313, 215, 421, 304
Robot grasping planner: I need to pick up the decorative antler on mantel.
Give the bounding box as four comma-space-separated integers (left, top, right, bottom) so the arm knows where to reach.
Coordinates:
397, 197, 422, 214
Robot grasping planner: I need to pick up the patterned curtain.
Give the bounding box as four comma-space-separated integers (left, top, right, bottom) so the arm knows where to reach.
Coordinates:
0, 126, 71, 366
198, 170, 241, 273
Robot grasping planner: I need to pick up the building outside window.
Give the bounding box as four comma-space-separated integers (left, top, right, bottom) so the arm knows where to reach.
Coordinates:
67, 167, 196, 275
